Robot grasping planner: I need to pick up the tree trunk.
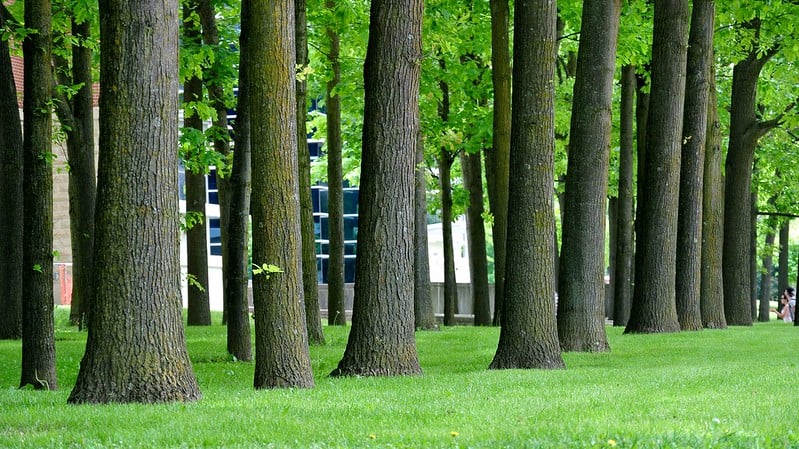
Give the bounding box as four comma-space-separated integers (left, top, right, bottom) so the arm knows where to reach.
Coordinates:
700, 61, 726, 329
183, 4, 212, 326
613, 64, 635, 327
487, 0, 510, 327
64, 18, 96, 329
0, 8, 24, 341
634, 73, 649, 251
749, 189, 758, 321
626, 0, 688, 334
331, 0, 423, 377
68, 0, 200, 403
20, 0, 57, 390
439, 150, 457, 325
758, 224, 775, 322
414, 134, 437, 330
249, 0, 314, 389
489, 0, 564, 370
675, 0, 714, 331
557, 0, 619, 352
461, 151, 491, 326
608, 198, 617, 319
722, 19, 776, 326
778, 222, 789, 293
325, 0, 346, 327
297, 0, 325, 343
224, 0, 253, 362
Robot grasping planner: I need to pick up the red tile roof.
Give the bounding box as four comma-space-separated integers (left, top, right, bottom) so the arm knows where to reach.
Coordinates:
10, 55, 100, 108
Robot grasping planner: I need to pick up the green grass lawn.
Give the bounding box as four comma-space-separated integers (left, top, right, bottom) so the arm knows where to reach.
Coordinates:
0, 307, 796, 448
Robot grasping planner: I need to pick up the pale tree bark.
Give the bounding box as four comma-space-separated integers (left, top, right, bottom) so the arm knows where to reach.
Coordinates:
460, 151, 491, 325
224, 0, 253, 362
699, 61, 726, 329
486, 0, 510, 326
297, 0, 325, 342
626, 0, 689, 334
0, 6, 24, 340
557, 0, 619, 352
249, 0, 314, 389
20, 0, 57, 390
331, 0, 423, 377
675, 0, 714, 331
489, 0, 564, 370
325, 0, 346, 327
69, 0, 200, 403
613, 64, 635, 327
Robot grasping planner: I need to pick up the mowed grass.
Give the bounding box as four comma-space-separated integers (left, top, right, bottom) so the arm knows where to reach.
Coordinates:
0, 307, 796, 448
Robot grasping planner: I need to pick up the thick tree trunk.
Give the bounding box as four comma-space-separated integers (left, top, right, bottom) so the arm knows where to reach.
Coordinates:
626, 0, 688, 334
439, 150, 457, 325
64, 18, 96, 329
325, 1, 346, 327
487, 0, 510, 327
68, 0, 200, 403
489, 0, 563, 370
699, 62, 726, 329
297, 0, 325, 343
613, 64, 635, 327
224, 0, 253, 362
183, 11, 212, 326
331, 0, 423, 377
557, 0, 619, 352
634, 74, 649, 249
249, 0, 314, 389
461, 151, 491, 325
722, 19, 776, 326
20, 0, 57, 390
758, 225, 775, 322
675, 0, 714, 331
0, 9, 24, 340
414, 135, 437, 330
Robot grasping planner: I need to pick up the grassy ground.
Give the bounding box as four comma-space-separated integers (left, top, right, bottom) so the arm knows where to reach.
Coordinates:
0, 307, 796, 448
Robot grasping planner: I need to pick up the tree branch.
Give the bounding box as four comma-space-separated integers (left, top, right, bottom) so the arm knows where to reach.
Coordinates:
757, 211, 799, 219
756, 99, 797, 140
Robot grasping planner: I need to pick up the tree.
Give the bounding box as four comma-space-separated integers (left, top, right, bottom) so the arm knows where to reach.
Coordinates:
248, 0, 314, 389
183, 0, 212, 327
613, 64, 635, 327
557, 0, 620, 352
324, 0, 346, 327
625, 0, 689, 334
489, 0, 564, 370
414, 135, 437, 330
224, 0, 253, 362
700, 59, 727, 329
778, 222, 789, 292
675, 0, 714, 331
297, 0, 325, 343
757, 218, 776, 322
331, 0, 423, 377
0, 5, 24, 341
68, 0, 201, 403
20, 0, 57, 390
51, 2, 97, 328
437, 81, 458, 326
486, 0, 510, 327
460, 151, 491, 325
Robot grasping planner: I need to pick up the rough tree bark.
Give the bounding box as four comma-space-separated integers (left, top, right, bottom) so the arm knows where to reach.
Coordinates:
331, 0, 423, 377
325, 0, 346, 327
20, 0, 57, 390
613, 64, 635, 327
675, 0, 714, 331
625, 0, 689, 334
249, 0, 314, 389
460, 151, 491, 326
68, 0, 201, 403
297, 0, 325, 342
489, 0, 564, 370
557, 0, 619, 351
699, 60, 726, 329
486, 0, 510, 326
0, 6, 24, 340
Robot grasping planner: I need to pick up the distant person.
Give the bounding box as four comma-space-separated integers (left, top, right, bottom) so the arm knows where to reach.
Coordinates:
787, 287, 796, 323
771, 294, 793, 323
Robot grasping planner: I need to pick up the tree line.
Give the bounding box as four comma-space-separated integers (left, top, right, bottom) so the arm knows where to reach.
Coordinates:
0, 0, 797, 403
